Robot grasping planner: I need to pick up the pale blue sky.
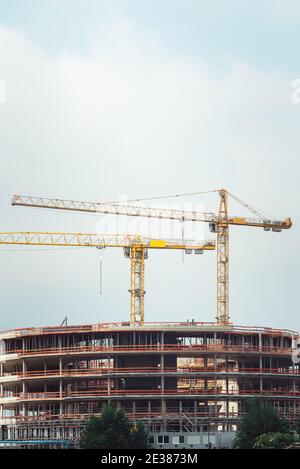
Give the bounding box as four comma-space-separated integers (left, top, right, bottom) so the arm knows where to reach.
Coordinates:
1, 0, 299, 72
0, 1, 299, 331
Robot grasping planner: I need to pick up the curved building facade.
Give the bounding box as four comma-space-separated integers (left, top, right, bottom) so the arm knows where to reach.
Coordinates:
0, 322, 299, 448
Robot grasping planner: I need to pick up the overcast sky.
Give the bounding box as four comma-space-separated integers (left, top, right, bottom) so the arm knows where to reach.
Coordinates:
0, 0, 299, 331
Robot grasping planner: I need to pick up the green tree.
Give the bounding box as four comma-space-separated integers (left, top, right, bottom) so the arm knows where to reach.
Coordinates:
233, 398, 289, 449
294, 418, 300, 436
80, 404, 150, 449
253, 432, 297, 449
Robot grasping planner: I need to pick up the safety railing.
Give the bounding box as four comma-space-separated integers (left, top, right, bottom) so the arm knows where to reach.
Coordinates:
0, 322, 298, 339
3, 409, 300, 423
2, 388, 300, 401
1, 366, 300, 381
1, 343, 293, 357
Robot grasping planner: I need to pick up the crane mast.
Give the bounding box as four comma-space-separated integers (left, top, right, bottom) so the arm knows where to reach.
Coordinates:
216, 189, 229, 324
125, 244, 146, 323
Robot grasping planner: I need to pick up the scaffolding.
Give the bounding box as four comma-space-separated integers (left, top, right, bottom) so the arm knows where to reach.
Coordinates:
0, 322, 299, 448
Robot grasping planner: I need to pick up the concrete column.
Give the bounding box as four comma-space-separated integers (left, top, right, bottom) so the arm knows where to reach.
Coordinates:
259, 333, 262, 351
161, 331, 164, 349
22, 358, 27, 416
194, 401, 197, 431
214, 354, 217, 392
161, 353, 164, 391
22, 359, 27, 397
194, 400, 197, 415
259, 356, 263, 392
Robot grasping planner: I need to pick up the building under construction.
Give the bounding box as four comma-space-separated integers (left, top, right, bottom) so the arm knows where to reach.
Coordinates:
0, 321, 299, 448
0, 189, 295, 448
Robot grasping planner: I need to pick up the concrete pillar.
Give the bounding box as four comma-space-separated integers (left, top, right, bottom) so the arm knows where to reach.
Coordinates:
259, 333, 262, 351
161, 331, 164, 349
161, 353, 164, 391
22, 359, 27, 398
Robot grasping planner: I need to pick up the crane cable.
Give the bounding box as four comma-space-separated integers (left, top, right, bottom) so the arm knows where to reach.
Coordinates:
115, 188, 271, 222
226, 191, 269, 221
105, 190, 219, 205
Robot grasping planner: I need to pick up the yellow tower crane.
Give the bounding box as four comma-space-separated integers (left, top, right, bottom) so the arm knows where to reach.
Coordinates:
11, 189, 292, 324
0, 231, 215, 322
